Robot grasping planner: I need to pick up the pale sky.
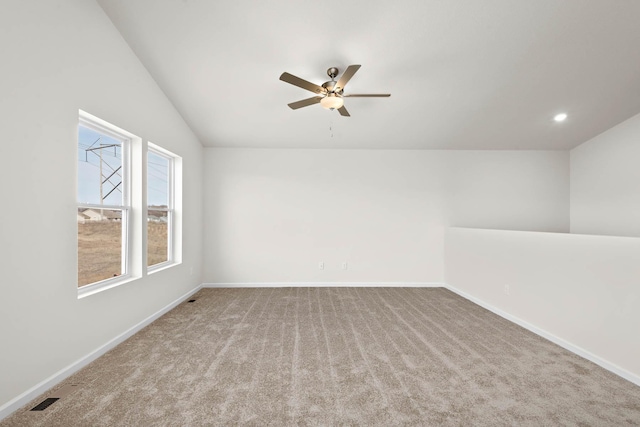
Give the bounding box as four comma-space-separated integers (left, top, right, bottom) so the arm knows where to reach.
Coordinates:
78, 125, 168, 207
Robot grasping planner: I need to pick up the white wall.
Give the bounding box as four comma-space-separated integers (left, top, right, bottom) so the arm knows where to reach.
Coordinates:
445, 227, 640, 383
203, 149, 568, 284
570, 112, 640, 237
442, 116, 640, 385
0, 0, 203, 413
449, 151, 569, 232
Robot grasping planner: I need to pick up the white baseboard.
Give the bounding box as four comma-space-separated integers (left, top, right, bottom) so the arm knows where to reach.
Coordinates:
203, 282, 444, 288
0, 285, 202, 422
444, 284, 640, 387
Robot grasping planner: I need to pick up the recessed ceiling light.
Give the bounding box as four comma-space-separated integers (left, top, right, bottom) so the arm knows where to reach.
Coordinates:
554, 113, 568, 122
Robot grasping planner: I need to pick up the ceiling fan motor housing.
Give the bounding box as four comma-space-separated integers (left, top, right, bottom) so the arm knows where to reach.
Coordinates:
322, 80, 339, 94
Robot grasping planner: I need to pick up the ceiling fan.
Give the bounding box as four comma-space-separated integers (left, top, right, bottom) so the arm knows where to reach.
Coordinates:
279, 65, 390, 117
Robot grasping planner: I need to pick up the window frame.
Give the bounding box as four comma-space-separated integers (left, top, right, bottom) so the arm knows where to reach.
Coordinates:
76, 111, 182, 298
77, 113, 133, 297
147, 143, 176, 272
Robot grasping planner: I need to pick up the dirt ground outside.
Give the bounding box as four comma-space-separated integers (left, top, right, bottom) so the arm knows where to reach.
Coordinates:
78, 220, 168, 287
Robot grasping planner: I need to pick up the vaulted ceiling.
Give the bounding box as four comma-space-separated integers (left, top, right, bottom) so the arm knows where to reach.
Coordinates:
97, 0, 640, 150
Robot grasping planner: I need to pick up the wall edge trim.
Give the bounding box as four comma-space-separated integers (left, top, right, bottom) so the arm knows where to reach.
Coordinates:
203, 282, 444, 288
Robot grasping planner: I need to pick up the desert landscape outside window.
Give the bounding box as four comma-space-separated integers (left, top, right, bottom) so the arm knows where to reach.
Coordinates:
77, 118, 130, 287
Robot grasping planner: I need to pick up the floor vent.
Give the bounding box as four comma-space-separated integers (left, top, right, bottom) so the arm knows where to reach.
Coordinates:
188, 299, 196, 303
29, 384, 80, 412
31, 398, 59, 411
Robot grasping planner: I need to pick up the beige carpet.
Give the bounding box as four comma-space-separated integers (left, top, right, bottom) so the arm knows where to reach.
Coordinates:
3, 287, 640, 426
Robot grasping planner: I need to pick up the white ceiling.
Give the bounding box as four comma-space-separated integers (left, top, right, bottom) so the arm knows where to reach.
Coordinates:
97, 0, 640, 150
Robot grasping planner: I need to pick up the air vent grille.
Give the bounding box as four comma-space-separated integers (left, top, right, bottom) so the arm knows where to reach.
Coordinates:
31, 398, 59, 411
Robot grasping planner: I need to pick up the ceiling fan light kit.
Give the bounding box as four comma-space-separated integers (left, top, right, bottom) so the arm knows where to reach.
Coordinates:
279, 65, 390, 117
320, 94, 343, 110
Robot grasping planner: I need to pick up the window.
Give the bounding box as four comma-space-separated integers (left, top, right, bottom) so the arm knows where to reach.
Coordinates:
77, 111, 181, 296
147, 145, 175, 269
77, 116, 130, 288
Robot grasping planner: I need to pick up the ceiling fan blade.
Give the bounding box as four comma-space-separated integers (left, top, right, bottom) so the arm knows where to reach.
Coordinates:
280, 72, 326, 95
335, 65, 361, 92
287, 96, 323, 110
343, 94, 391, 97
337, 106, 350, 117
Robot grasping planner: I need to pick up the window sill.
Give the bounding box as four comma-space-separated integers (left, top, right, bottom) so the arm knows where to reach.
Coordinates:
78, 275, 136, 299
147, 261, 180, 275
